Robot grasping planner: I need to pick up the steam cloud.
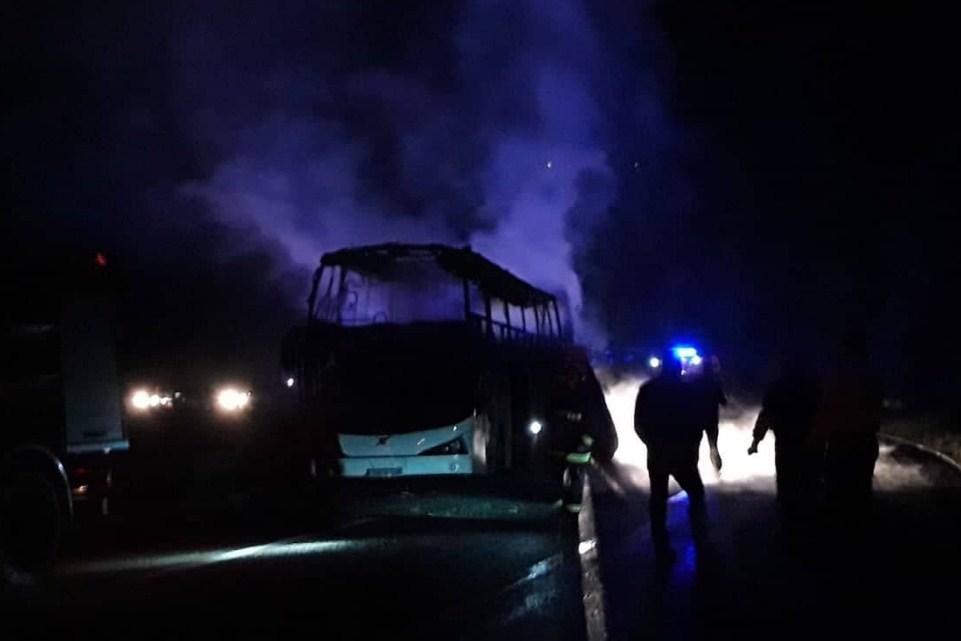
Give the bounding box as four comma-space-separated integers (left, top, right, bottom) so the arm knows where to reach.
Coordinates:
12, 2, 955, 396
175, 0, 676, 345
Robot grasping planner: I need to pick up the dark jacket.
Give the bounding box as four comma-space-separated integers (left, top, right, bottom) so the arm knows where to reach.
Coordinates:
813, 364, 882, 440
754, 371, 821, 445
635, 376, 718, 456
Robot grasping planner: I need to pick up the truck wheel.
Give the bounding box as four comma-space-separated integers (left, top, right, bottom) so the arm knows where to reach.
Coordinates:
0, 473, 62, 571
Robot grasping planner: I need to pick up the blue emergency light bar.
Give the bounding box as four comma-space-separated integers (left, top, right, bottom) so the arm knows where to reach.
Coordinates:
671, 346, 699, 360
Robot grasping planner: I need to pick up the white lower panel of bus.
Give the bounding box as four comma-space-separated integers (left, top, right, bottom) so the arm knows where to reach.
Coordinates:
337, 418, 477, 477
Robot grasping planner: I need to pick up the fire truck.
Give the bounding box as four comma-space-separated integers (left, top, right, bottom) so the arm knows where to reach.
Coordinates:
1, 244, 128, 569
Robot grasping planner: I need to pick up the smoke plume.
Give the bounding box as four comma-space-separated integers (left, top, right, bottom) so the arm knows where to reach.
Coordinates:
175, 0, 676, 345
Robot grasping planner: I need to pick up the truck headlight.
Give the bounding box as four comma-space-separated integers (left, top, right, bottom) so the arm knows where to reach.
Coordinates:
130, 389, 151, 410
216, 387, 251, 412
130, 388, 173, 411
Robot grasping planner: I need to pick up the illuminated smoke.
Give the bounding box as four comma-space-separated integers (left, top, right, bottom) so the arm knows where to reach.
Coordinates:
173, 0, 675, 346
604, 375, 953, 496
604, 375, 650, 486
873, 444, 933, 489
601, 373, 775, 487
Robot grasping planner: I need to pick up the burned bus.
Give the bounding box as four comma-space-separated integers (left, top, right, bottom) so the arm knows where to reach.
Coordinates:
282, 243, 616, 481
1, 245, 128, 569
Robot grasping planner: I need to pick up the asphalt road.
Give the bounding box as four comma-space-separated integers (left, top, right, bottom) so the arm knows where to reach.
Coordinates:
592, 438, 961, 640
3, 438, 960, 640
2, 476, 588, 640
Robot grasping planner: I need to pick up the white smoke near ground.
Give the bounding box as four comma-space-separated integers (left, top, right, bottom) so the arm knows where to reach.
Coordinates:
603, 375, 943, 494
601, 373, 774, 487
873, 444, 932, 489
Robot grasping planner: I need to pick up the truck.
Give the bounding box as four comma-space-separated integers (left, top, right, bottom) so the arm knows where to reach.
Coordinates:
1, 244, 128, 570
281, 243, 616, 483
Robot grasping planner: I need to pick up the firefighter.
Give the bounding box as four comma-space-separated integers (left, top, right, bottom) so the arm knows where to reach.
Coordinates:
694, 354, 728, 469
749, 359, 822, 514
562, 433, 594, 514
550, 349, 598, 515
635, 350, 723, 562
813, 330, 882, 514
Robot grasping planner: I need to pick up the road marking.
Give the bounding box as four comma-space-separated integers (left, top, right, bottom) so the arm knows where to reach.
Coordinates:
499, 476, 611, 641
578, 475, 609, 641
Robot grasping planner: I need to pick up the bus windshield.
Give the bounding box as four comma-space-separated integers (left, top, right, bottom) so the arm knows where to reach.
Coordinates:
318, 345, 477, 435
314, 260, 465, 325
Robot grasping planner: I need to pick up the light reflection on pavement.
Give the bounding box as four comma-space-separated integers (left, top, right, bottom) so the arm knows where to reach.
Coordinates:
590, 438, 961, 641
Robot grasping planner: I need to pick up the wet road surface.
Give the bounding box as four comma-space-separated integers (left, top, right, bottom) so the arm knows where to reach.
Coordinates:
3, 439, 960, 640
3, 478, 588, 640
592, 439, 961, 640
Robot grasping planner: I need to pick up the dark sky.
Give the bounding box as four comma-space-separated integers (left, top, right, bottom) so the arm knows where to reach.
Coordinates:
3, 1, 959, 402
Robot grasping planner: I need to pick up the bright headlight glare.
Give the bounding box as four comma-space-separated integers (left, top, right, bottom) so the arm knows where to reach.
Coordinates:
131, 389, 151, 410
216, 387, 251, 412
130, 389, 174, 411
528, 419, 543, 436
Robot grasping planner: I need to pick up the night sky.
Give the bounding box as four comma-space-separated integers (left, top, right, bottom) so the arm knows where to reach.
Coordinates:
3, 1, 959, 404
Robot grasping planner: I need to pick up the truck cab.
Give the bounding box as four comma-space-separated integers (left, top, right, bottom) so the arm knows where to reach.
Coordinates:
1, 244, 128, 569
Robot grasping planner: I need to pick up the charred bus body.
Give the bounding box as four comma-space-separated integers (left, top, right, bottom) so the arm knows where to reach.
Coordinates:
1, 246, 128, 569
282, 243, 616, 482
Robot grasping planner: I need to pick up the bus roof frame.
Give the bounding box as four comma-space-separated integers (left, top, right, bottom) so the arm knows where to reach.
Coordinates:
318, 243, 557, 308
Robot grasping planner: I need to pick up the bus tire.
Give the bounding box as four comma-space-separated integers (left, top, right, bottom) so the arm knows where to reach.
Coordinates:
0, 472, 62, 571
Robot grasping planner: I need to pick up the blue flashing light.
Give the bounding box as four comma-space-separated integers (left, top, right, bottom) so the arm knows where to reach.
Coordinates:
671, 345, 699, 361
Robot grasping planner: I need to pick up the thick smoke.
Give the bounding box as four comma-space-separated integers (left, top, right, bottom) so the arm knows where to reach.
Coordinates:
174, 1, 672, 345
2, 0, 692, 382
10, 3, 959, 400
